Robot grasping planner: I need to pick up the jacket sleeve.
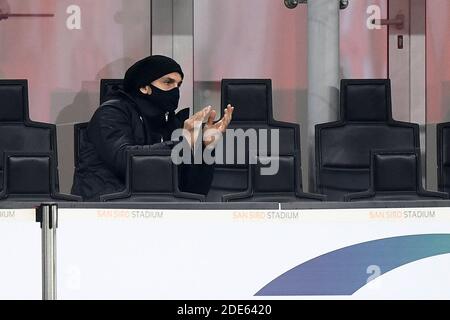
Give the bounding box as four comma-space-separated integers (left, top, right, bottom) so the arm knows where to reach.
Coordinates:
87, 104, 172, 180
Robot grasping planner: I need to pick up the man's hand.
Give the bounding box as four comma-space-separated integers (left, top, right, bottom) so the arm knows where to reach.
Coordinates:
182, 105, 234, 150
0, 0, 10, 21
183, 106, 214, 148
203, 104, 234, 149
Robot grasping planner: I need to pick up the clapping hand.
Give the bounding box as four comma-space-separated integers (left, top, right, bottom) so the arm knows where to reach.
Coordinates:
183, 104, 234, 150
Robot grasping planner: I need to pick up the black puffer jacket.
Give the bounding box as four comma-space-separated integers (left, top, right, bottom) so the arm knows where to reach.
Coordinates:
71, 90, 214, 201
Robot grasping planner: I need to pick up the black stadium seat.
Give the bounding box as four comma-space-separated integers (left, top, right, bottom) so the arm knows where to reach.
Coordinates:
223, 153, 325, 202
0, 80, 59, 192
437, 122, 450, 194
208, 79, 319, 202
315, 79, 420, 201
100, 150, 205, 202
0, 152, 80, 202
73, 122, 89, 172
345, 150, 448, 201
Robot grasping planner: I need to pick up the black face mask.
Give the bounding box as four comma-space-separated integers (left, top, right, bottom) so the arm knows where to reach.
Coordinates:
139, 84, 180, 114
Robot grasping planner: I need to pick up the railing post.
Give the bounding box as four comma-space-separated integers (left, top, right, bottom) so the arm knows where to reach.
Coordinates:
36, 203, 58, 300
307, 0, 341, 191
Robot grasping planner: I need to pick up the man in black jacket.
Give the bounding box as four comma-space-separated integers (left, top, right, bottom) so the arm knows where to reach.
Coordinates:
72, 55, 233, 201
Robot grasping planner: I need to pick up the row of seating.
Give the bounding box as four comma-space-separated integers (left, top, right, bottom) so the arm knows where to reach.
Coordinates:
1, 78, 449, 202
0, 80, 80, 202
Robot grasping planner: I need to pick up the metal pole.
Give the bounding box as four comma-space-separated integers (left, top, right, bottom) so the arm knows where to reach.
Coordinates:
38, 204, 58, 300
307, 0, 340, 191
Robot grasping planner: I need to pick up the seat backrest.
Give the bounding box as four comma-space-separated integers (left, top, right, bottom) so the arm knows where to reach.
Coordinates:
345, 150, 448, 201
207, 79, 302, 202
101, 150, 204, 202
0, 79, 29, 122
340, 79, 392, 122
6, 153, 52, 195
100, 79, 124, 104
253, 155, 299, 194
223, 154, 324, 202
221, 79, 273, 123
73, 122, 89, 169
437, 122, 450, 194
316, 79, 420, 201
131, 152, 176, 194
373, 151, 419, 192
0, 152, 80, 201
0, 80, 58, 192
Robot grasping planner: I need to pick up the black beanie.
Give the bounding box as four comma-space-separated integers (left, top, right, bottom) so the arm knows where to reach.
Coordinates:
123, 55, 184, 94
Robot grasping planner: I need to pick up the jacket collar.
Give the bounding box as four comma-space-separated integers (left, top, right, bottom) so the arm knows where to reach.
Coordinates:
118, 90, 164, 118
